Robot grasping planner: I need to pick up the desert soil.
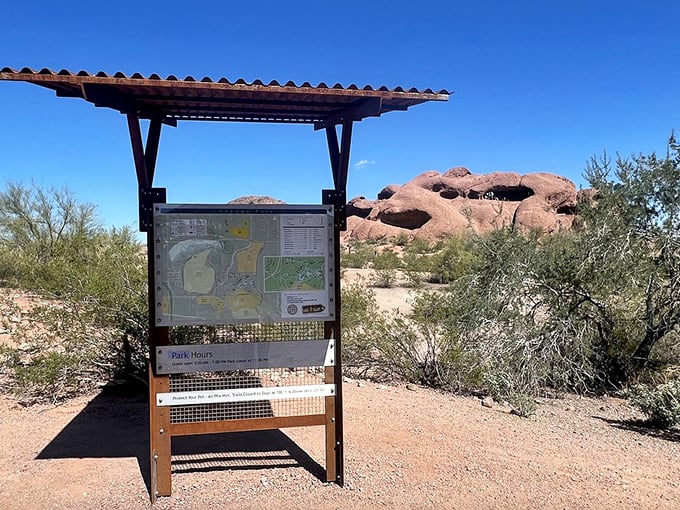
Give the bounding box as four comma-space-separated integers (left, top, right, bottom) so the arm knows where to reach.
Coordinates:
1, 279, 679, 509
0, 383, 679, 510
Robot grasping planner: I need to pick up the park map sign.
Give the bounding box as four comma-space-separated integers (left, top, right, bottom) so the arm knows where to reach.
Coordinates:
153, 204, 336, 326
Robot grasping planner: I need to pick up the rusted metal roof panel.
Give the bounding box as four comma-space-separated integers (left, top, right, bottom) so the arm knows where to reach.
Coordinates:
0, 67, 450, 128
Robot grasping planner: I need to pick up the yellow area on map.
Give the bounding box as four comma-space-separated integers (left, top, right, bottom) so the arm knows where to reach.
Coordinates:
229, 220, 250, 239
196, 295, 227, 314
235, 241, 264, 273
183, 249, 215, 294
227, 290, 261, 319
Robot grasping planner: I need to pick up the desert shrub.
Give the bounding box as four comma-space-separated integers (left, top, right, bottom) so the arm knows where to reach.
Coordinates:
13, 351, 88, 401
402, 269, 425, 289
405, 237, 434, 255
341, 282, 387, 376
484, 373, 537, 417
375, 290, 485, 389
401, 250, 431, 288
401, 252, 430, 273
341, 241, 375, 269
341, 287, 485, 389
372, 249, 402, 270
392, 233, 410, 246
427, 235, 476, 284
583, 138, 680, 371
0, 183, 148, 401
383, 228, 609, 405
629, 379, 680, 428
369, 268, 397, 288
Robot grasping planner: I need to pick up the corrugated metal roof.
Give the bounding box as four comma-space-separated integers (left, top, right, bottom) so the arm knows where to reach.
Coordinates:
0, 67, 450, 128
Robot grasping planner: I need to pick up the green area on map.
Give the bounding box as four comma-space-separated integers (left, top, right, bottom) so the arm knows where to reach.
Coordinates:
263, 256, 325, 292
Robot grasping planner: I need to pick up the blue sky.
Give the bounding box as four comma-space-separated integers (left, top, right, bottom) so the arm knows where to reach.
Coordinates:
1, 1, 679, 230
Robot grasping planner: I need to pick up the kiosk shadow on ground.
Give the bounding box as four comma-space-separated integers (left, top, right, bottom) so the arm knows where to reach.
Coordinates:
36, 390, 325, 494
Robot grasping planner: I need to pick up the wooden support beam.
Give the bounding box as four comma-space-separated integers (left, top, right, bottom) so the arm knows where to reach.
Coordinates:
149, 364, 171, 500
325, 125, 340, 186
324, 121, 352, 232
128, 112, 170, 501
337, 120, 353, 194
170, 415, 325, 436
330, 226, 344, 485
127, 113, 149, 189
314, 98, 382, 131
324, 364, 338, 483
144, 118, 163, 183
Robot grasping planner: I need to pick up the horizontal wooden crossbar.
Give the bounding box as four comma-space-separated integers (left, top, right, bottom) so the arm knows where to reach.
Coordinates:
169, 414, 326, 436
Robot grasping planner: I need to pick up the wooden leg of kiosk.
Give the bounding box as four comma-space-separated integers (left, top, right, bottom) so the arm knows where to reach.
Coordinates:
324, 364, 337, 483
149, 364, 172, 500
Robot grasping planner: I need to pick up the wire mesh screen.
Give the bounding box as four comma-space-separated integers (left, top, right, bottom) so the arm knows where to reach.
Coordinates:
170, 322, 326, 345
167, 322, 328, 424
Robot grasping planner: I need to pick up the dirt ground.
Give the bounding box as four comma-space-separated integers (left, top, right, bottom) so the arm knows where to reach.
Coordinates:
1, 280, 679, 509
0, 383, 679, 510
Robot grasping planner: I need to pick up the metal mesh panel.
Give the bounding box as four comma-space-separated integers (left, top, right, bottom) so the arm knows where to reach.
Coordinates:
167, 322, 328, 424
170, 321, 325, 345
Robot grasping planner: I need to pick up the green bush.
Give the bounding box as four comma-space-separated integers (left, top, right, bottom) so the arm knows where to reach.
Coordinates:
0, 183, 148, 402
629, 380, 680, 428
427, 235, 476, 284
392, 233, 410, 246
370, 268, 397, 288
341, 282, 386, 376
372, 249, 401, 270
341, 241, 375, 268
13, 351, 86, 401
484, 372, 537, 418
405, 237, 434, 255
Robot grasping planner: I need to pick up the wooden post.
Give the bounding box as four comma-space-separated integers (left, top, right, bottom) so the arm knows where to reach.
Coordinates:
324, 364, 337, 482
127, 113, 172, 501
323, 119, 353, 486
148, 361, 171, 499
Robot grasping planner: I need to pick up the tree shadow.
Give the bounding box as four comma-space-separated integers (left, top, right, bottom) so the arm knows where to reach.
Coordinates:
36, 389, 325, 497
594, 416, 680, 443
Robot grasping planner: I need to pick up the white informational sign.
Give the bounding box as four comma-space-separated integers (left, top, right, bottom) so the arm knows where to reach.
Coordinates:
156, 339, 335, 375
152, 204, 335, 326
156, 384, 336, 407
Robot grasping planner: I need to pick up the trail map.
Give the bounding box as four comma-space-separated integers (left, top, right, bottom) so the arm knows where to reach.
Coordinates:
153, 204, 335, 325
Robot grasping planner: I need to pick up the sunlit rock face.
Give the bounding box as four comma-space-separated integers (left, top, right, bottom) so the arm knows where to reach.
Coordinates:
344, 167, 581, 242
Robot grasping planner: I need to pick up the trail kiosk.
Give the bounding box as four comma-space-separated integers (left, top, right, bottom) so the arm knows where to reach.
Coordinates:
0, 68, 448, 500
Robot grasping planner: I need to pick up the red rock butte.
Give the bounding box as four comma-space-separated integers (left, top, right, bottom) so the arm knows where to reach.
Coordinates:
345, 167, 591, 242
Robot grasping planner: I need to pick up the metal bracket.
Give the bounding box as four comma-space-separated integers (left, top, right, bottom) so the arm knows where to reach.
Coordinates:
139, 187, 166, 232
322, 189, 347, 231
150, 450, 158, 503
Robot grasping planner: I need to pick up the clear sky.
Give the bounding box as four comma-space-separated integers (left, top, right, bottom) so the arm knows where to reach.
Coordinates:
1, 1, 679, 230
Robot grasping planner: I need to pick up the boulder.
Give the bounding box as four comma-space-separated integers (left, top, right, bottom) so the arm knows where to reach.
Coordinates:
377, 184, 400, 200
347, 196, 375, 218
228, 195, 285, 205
343, 167, 585, 242
443, 166, 471, 178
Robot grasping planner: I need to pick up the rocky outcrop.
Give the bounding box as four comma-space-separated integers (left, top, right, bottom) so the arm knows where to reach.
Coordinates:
228, 196, 285, 205
344, 167, 580, 241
